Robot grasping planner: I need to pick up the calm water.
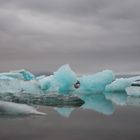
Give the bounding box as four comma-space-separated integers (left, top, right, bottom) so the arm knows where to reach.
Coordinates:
0, 75, 140, 140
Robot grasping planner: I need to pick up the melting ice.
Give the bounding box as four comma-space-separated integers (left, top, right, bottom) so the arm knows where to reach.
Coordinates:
0, 64, 140, 116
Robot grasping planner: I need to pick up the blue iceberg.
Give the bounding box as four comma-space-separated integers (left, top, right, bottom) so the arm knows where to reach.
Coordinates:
76, 70, 115, 95
0, 64, 140, 116
0, 69, 35, 81
38, 64, 77, 94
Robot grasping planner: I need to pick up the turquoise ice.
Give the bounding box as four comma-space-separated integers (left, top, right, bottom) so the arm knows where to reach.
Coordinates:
0, 69, 35, 81
76, 70, 115, 95
38, 64, 77, 94
0, 64, 140, 116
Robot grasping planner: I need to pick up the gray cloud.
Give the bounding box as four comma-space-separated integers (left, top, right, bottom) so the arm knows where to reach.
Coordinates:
0, 0, 140, 74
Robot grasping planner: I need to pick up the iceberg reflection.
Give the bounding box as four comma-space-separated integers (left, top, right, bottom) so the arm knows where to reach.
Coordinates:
54, 107, 75, 118
80, 94, 115, 115
105, 92, 127, 106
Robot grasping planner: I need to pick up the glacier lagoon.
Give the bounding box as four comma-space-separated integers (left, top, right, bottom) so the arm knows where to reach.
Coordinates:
0, 64, 140, 116
0, 65, 140, 140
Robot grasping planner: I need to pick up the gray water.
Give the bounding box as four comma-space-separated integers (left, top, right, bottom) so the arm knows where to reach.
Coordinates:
0, 105, 140, 140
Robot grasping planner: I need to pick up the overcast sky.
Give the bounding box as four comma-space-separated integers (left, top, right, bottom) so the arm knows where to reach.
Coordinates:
0, 0, 140, 74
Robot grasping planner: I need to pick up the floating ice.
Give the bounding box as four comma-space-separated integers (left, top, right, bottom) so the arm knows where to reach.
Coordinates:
0, 101, 45, 116
105, 76, 140, 92
38, 64, 77, 94
0, 78, 42, 94
0, 69, 35, 81
76, 70, 115, 94
105, 78, 131, 92
126, 86, 140, 96
125, 80, 140, 96
0, 64, 140, 116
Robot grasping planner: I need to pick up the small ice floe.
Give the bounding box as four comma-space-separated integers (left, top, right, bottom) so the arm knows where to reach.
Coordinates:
105, 76, 140, 92
0, 101, 45, 116
125, 80, 140, 96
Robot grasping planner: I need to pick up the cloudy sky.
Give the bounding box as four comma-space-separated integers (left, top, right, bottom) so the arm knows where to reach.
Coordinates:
0, 0, 140, 74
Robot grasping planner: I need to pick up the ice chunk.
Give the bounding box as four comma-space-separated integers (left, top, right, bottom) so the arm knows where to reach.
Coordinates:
0, 78, 42, 94
38, 65, 77, 94
105, 92, 127, 106
0, 101, 45, 116
38, 75, 53, 91
105, 78, 131, 92
105, 76, 140, 92
81, 94, 114, 115
0, 69, 35, 81
76, 70, 115, 94
125, 86, 140, 96
54, 107, 74, 118
0, 93, 84, 107
0, 78, 21, 94
53, 64, 77, 94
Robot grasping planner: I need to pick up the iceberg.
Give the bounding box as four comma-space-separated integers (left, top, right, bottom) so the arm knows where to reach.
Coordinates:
76, 70, 115, 94
126, 86, 140, 96
0, 78, 42, 94
125, 80, 140, 96
1, 64, 140, 116
0, 101, 45, 116
0, 93, 84, 107
0, 69, 35, 81
105, 78, 132, 92
105, 76, 140, 92
38, 64, 77, 94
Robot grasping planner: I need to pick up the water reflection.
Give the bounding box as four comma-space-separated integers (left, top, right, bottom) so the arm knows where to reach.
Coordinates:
80, 94, 115, 115
53, 92, 140, 117
54, 107, 74, 118
127, 96, 140, 106
105, 92, 127, 106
